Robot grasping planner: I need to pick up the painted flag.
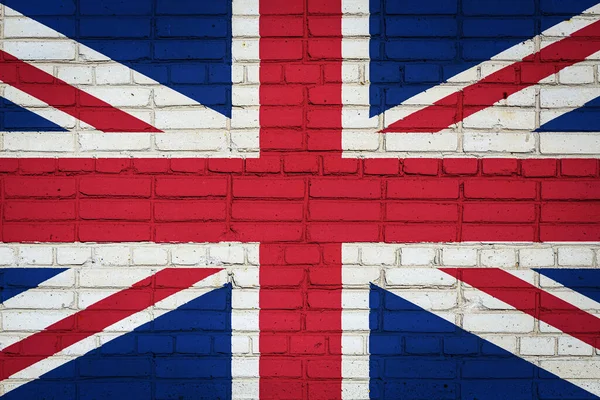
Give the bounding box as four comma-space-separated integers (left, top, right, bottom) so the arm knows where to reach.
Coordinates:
0, 0, 599, 399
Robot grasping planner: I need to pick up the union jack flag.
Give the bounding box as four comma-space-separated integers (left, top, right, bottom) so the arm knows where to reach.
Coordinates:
0, 0, 599, 399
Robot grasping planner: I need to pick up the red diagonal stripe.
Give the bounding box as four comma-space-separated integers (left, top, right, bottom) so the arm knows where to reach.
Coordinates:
442, 268, 600, 350
383, 20, 600, 133
0, 51, 161, 133
0, 267, 221, 380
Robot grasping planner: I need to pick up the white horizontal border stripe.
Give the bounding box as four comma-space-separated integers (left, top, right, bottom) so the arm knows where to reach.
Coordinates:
341, 242, 600, 399
341, 0, 600, 158
0, 242, 260, 399
0, 3, 260, 158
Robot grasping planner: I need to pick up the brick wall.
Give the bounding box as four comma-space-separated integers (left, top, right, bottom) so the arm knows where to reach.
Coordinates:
1, 0, 600, 399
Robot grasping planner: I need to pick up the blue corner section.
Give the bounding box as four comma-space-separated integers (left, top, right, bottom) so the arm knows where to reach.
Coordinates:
0, 268, 67, 302
0, 0, 233, 117
0, 97, 67, 131
536, 269, 600, 304
0, 284, 232, 400
369, 284, 599, 400
538, 96, 600, 132
369, 0, 600, 117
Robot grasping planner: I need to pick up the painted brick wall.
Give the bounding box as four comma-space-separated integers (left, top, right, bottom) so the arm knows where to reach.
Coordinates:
1, 0, 600, 399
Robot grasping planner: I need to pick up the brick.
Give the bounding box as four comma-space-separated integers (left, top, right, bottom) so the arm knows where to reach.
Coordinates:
284, 245, 321, 264
323, 157, 359, 174
557, 247, 594, 266
170, 159, 206, 173
80, 177, 151, 197
561, 159, 598, 177
542, 203, 600, 223
156, 177, 228, 197
385, 225, 457, 242
78, 223, 151, 242
260, 311, 302, 331
462, 224, 535, 241
464, 180, 537, 199
3, 223, 75, 242
309, 201, 380, 221
285, 64, 321, 83
245, 156, 282, 174
234, 178, 304, 198
262, 85, 304, 106
364, 159, 400, 175
284, 155, 320, 173
482, 159, 518, 176
208, 159, 244, 173
521, 159, 557, 177
403, 159, 439, 175
310, 179, 381, 199
442, 159, 479, 175
261, 129, 304, 150
261, 290, 304, 309
5, 177, 76, 198
4, 201, 75, 221
261, 268, 305, 287
387, 179, 459, 199
386, 203, 458, 222
58, 159, 94, 172
232, 201, 304, 221
308, 223, 380, 242
463, 203, 536, 222
154, 201, 227, 221
95, 159, 131, 173
79, 200, 151, 221
542, 181, 600, 200
133, 159, 170, 173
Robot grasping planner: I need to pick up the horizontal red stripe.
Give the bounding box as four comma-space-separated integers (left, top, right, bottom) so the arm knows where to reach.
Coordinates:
0, 51, 160, 133
383, 20, 600, 133
1, 159, 600, 242
0, 268, 221, 380
442, 268, 600, 350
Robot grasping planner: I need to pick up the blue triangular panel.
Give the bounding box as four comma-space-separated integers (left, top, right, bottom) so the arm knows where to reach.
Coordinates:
369, 0, 600, 117
0, 284, 232, 400
538, 96, 600, 132
536, 269, 600, 304
0, 0, 233, 118
369, 285, 599, 399
0, 268, 67, 302
0, 97, 67, 131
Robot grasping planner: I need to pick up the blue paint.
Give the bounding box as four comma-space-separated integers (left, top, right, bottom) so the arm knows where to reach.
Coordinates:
538, 96, 600, 132
0, 0, 233, 117
369, 0, 600, 117
0, 268, 67, 302
536, 269, 600, 303
0, 284, 232, 400
0, 98, 67, 132
369, 284, 599, 399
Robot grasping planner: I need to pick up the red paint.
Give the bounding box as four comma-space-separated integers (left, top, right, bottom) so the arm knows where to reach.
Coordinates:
383, 20, 600, 133
2, 164, 600, 242
260, 244, 342, 400
0, 268, 222, 380
443, 268, 600, 350
0, 51, 160, 133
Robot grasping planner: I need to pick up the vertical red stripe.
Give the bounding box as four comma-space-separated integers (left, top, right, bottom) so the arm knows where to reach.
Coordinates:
442, 268, 600, 350
260, 244, 342, 399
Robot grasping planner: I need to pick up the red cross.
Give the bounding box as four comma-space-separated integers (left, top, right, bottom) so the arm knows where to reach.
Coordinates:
1, 1, 600, 399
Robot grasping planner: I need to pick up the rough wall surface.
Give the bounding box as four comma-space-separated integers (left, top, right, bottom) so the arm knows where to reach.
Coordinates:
0, 0, 599, 399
